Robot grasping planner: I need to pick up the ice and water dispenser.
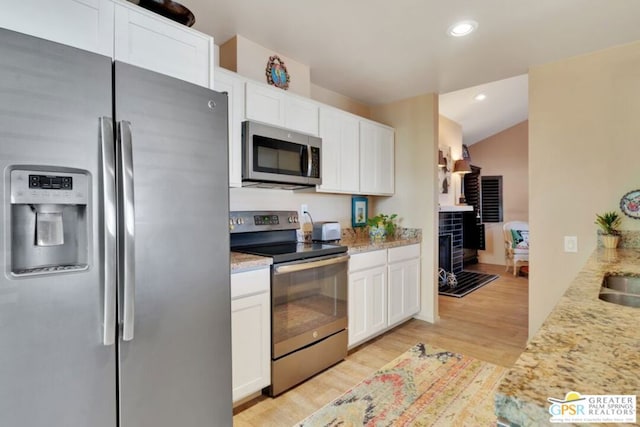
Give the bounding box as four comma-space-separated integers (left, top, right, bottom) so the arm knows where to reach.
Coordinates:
10, 168, 89, 275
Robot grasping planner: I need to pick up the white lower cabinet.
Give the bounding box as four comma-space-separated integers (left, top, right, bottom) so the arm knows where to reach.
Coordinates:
230, 268, 270, 403
387, 245, 421, 327
348, 245, 421, 348
348, 263, 387, 348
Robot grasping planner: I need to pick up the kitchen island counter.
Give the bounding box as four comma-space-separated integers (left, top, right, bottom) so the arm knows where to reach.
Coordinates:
495, 248, 640, 425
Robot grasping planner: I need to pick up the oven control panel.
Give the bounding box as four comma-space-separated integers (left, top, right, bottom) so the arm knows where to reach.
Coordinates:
229, 210, 299, 233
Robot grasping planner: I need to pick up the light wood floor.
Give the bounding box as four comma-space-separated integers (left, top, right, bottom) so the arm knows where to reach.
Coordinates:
233, 263, 528, 426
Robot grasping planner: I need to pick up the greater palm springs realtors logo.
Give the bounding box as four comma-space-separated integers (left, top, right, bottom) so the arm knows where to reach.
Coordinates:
548, 391, 636, 423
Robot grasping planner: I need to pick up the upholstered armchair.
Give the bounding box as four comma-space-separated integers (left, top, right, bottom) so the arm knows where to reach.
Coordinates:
503, 221, 529, 276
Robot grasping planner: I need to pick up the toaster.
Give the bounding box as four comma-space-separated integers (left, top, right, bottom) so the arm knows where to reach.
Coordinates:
312, 222, 341, 242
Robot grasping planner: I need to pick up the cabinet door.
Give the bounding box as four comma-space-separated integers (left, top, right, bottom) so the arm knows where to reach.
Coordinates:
318, 108, 359, 193
245, 82, 285, 126
214, 69, 245, 188
0, 0, 114, 56
284, 96, 319, 136
387, 258, 420, 327
348, 265, 387, 347
113, 1, 213, 87
231, 292, 271, 402
359, 121, 395, 195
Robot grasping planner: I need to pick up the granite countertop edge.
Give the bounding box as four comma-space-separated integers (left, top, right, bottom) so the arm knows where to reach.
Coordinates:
231, 228, 422, 273
494, 248, 640, 425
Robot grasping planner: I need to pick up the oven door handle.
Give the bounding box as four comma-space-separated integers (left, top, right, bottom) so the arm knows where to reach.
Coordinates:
274, 254, 350, 275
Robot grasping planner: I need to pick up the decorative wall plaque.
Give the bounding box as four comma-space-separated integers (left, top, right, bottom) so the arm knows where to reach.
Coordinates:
266, 55, 290, 90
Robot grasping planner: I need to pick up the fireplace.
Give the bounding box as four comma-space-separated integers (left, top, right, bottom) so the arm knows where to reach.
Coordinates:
439, 235, 452, 273
438, 212, 464, 274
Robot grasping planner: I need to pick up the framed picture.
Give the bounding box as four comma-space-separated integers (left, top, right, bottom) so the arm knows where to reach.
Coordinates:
462, 144, 471, 161
438, 146, 452, 195
352, 196, 368, 227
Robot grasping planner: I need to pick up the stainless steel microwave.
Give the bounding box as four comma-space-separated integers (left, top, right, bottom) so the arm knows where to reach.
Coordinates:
242, 120, 321, 188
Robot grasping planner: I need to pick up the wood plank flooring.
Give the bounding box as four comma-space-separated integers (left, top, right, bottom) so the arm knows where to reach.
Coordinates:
233, 263, 528, 426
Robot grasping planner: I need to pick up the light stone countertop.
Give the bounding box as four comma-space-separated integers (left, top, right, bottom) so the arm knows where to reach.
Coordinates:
230, 252, 272, 273
495, 248, 640, 426
230, 227, 422, 272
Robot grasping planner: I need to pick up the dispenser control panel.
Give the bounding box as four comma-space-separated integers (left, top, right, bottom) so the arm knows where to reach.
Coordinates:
10, 169, 88, 205
29, 175, 72, 190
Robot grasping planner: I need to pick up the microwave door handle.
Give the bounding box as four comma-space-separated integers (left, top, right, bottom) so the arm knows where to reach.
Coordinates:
300, 145, 308, 177
306, 145, 313, 177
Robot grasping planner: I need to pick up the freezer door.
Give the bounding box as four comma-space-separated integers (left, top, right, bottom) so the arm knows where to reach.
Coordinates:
114, 62, 232, 427
0, 30, 116, 426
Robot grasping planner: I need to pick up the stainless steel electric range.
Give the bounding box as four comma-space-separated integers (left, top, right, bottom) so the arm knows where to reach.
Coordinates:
230, 211, 349, 396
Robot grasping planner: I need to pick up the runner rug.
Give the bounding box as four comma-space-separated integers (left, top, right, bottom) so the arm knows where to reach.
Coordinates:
295, 343, 506, 427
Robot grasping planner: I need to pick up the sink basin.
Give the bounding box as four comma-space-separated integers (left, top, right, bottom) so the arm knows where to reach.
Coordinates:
599, 292, 640, 308
602, 275, 640, 295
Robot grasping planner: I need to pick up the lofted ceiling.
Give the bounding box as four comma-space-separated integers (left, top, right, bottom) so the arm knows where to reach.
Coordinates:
179, 0, 640, 139
439, 74, 528, 145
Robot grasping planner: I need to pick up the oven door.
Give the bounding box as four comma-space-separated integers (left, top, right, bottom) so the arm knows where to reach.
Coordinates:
271, 254, 349, 359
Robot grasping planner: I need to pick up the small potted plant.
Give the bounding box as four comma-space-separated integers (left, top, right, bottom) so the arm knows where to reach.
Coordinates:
367, 213, 398, 241
595, 211, 622, 248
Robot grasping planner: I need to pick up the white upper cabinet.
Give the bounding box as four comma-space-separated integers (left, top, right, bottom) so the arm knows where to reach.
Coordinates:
359, 120, 395, 195
0, 0, 114, 56
214, 68, 246, 188
245, 82, 319, 136
113, 0, 214, 87
317, 107, 359, 193
0, 0, 214, 87
284, 96, 320, 136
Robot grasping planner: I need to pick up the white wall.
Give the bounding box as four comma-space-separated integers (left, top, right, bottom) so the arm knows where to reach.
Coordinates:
529, 40, 640, 337
438, 115, 464, 207
219, 34, 311, 97
230, 188, 353, 232
469, 121, 529, 266
370, 94, 439, 323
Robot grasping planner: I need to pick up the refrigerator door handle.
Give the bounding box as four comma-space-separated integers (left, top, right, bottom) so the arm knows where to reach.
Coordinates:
118, 120, 136, 341
101, 117, 117, 346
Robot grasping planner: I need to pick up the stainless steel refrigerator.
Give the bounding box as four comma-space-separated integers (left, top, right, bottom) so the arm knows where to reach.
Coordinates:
0, 28, 232, 426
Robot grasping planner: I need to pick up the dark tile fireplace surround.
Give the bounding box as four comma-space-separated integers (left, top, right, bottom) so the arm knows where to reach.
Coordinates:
439, 212, 463, 274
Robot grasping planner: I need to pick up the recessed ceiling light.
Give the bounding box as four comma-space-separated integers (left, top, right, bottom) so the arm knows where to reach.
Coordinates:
474, 93, 487, 101
447, 20, 478, 37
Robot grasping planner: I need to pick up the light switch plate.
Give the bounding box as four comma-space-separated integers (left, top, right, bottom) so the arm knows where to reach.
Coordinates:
564, 236, 578, 253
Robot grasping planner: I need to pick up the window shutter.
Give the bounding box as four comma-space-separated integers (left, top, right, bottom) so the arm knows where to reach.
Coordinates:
481, 176, 503, 223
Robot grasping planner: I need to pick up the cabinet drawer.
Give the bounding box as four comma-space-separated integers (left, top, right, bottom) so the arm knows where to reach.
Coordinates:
231, 268, 270, 299
388, 244, 420, 263
349, 250, 387, 272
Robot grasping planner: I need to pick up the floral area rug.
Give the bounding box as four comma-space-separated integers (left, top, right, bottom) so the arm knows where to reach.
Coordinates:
295, 343, 506, 427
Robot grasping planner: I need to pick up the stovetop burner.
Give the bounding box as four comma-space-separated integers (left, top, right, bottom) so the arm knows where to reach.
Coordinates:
234, 242, 347, 264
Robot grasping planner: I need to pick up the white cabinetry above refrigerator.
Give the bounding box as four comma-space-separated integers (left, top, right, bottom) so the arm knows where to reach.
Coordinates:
0, 0, 214, 87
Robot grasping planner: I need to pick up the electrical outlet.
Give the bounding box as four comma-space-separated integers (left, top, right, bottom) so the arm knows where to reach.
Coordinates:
564, 236, 578, 253
300, 204, 308, 221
